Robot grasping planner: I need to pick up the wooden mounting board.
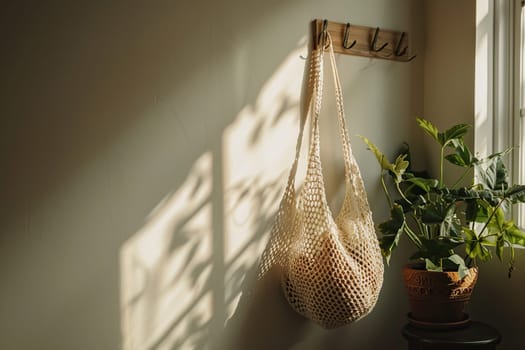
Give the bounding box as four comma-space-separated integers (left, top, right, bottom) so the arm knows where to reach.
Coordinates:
312, 19, 415, 62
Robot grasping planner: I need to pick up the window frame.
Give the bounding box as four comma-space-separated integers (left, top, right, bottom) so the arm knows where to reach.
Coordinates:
475, 0, 524, 226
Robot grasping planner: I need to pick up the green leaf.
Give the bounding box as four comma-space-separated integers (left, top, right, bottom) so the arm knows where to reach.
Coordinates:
464, 228, 492, 261
378, 204, 406, 265
476, 148, 513, 165
442, 124, 470, 146
496, 236, 505, 261
448, 254, 470, 279
466, 241, 492, 261
445, 139, 477, 167
463, 227, 477, 240
416, 119, 469, 147
477, 154, 508, 190
419, 237, 462, 261
471, 199, 491, 222
448, 254, 465, 265
360, 136, 410, 184
421, 207, 444, 224
445, 154, 467, 167
391, 154, 409, 183
359, 136, 392, 171
421, 202, 452, 225
416, 118, 440, 144
503, 222, 525, 246
404, 177, 439, 193
425, 258, 443, 272
465, 199, 478, 222
505, 185, 525, 203
440, 205, 461, 237
487, 207, 505, 234
447, 187, 487, 199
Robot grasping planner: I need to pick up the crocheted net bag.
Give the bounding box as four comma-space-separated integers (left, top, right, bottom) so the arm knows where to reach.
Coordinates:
257, 35, 384, 329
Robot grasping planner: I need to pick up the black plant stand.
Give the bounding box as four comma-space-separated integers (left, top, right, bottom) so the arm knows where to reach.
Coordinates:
402, 321, 501, 350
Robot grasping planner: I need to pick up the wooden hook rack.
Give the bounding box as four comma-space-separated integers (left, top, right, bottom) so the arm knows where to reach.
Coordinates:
312, 19, 416, 62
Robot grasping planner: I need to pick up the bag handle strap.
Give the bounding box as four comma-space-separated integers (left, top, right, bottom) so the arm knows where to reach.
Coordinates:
279, 46, 323, 204
312, 33, 372, 197
282, 33, 357, 207
326, 35, 373, 227
309, 34, 354, 180
327, 36, 355, 179
302, 33, 373, 233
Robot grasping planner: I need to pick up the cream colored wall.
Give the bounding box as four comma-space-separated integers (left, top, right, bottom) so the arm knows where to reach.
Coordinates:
0, 1, 424, 349
422, 0, 476, 182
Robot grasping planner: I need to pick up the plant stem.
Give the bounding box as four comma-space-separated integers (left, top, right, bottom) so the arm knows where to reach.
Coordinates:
411, 213, 428, 239
381, 174, 393, 208
404, 224, 422, 248
396, 182, 413, 205
478, 198, 505, 238
440, 145, 445, 187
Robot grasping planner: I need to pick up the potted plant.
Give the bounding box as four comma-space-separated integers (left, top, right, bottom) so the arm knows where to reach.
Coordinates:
360, 117, 525, 326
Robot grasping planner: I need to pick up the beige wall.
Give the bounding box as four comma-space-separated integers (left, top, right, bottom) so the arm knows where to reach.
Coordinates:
0, 1, 426, 349
422, 0, 476, 182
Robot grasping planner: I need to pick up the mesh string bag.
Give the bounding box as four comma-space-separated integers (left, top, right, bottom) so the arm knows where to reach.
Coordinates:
257, 35, 384, 329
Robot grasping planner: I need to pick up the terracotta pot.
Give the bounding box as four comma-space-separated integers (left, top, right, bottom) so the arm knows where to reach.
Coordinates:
402, 264, 478, 323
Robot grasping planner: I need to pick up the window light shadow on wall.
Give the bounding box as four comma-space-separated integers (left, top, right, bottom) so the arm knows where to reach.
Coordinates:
120, 39, 309, 350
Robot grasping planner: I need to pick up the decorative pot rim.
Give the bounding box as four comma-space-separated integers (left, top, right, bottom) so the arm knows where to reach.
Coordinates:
403, 263, 479, 275
402, 263, 479, 302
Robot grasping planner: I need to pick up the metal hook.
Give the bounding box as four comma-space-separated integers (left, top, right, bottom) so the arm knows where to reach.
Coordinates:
394, 32, 417, 61
394, 32, 408, 56
342, 23, 357, 49
401, 54, 417, 62
317, 19, 328, 48
370, 27, 388, 52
